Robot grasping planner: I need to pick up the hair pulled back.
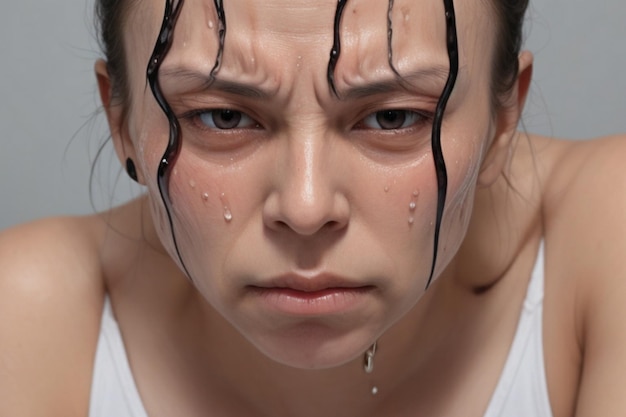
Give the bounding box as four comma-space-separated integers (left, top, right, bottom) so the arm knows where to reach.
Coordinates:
489, 0, 529, 106
95, 0, 134, 105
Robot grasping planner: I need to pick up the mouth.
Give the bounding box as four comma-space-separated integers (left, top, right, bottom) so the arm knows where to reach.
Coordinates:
246, 274, 376, 316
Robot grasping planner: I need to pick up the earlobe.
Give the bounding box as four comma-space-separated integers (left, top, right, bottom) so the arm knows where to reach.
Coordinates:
95, 60, 145, 185
478, 51, 534, 187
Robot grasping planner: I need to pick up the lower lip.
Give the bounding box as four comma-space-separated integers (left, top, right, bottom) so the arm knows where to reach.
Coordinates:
248, 287, 374, 316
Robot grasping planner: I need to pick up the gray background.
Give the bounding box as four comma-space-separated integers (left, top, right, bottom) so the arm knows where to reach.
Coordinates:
1, 0, 625, 230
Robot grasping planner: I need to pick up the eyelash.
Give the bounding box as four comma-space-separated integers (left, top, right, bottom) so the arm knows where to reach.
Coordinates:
181, 108, 432, 133
356, 109, 432, 131
183, 109, 260, 131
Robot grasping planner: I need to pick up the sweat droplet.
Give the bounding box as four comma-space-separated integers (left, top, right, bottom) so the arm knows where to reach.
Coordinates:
409, 202, 416, 211
202, 193, 209, 202
384, 186, 390, 193
224, 208, 233, 222
220, 192, 233, 223
208, 20, 214, 28
408, 217, 415, 225
189, 180, 196, 189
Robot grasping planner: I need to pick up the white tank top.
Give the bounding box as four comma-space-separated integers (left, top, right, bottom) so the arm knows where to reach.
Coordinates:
89, 243, 553, 417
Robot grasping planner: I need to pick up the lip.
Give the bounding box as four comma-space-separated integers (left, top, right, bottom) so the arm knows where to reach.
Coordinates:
247, 274, 375, 316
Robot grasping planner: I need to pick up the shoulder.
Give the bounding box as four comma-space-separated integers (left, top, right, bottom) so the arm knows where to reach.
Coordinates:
539, 133, 626, 416
0, 215, 106, 415
541, 133, 626, 266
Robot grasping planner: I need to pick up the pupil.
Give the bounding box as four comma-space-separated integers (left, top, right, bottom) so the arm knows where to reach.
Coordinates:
377, 110, 406, 129
215, 110, 241, 129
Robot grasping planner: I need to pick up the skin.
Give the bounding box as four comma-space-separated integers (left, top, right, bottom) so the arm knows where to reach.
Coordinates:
1, 0, 626, 416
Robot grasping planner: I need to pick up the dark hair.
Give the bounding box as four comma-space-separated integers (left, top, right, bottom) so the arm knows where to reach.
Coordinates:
95, 0, 529, 110
95, 0, 134, 106
489, 0, 529, 108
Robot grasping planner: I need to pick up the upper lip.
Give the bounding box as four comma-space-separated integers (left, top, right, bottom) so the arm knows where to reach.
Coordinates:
250, 273, 370, 293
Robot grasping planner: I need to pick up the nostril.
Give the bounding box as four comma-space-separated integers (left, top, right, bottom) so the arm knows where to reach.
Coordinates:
325, 220, 342, 231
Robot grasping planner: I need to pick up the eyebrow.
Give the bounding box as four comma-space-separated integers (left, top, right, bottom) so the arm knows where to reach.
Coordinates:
341, 66, 454, 99
159, 65, 457, 100
159, 68, 272, 99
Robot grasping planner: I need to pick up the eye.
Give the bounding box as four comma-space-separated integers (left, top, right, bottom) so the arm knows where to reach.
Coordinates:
361, 110, 426, 130
196, 109, 257, 130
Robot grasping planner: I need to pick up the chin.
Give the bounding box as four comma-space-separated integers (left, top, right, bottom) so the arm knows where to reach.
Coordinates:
245, 322, 377, 370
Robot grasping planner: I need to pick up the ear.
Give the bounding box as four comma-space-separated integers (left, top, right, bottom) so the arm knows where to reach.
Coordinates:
478, 51, 534, 187
95, 59, 145, 184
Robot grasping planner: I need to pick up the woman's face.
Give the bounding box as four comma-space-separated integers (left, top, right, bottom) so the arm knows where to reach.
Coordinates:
117, 0, 504, 368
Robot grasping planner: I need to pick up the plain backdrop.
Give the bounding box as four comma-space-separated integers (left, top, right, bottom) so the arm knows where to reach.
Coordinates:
1, 0, 625, 230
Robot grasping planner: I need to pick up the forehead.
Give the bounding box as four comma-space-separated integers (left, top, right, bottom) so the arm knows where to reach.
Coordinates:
126, 0, 494, 93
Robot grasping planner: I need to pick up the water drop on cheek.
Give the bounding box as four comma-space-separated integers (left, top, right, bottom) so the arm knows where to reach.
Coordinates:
224, 209, 233, 222
208, 20, 214, 29
202, 192, 209, 202
220, 193, 233, 223
408, 190, 419, 225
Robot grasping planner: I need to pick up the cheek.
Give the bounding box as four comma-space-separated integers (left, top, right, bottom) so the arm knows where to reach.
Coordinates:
352, 156, 442, 298
155, 159, 237, 286
145, 149, 273, 299
436, 132, 485, 263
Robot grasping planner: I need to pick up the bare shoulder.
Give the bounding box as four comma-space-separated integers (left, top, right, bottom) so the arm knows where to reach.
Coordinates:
0, 215, 106, 415
539, 133, 626, 416
541, 133, 626, 259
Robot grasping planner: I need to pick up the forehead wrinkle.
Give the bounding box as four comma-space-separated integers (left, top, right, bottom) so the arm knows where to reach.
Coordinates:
335, 0, 449, 87
226, 0, 338, 37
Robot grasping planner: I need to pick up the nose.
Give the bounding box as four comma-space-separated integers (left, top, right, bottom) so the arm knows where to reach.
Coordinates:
263, 133, 350, 236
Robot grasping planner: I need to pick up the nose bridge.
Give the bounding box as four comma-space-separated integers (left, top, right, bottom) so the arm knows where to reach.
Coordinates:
293, 133, 321, 208
269, 127, 348, 235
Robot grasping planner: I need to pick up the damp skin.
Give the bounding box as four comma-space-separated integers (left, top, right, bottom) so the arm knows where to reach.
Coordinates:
147, 0, 191, 279
325, 0, 460, 289
386, 0, 402, 78
147, 0, 459, 287
209, 0, 226, 81
427, 0, 459, 289
327, 0, 348, 97
132, 0, 494, 371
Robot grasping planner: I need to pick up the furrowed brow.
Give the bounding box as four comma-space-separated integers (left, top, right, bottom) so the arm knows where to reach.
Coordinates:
159, 68, 272, 99
341, 66, 453, 99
